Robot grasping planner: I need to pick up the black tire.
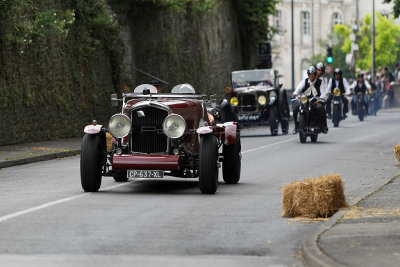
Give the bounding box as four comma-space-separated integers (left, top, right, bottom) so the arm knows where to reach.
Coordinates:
332, 104, 340, 128
113, 171, 129, 182
311, 133, 318, 143
357, 102, 364, 121
279, 89, 290, 135
222, 134, 241, 184
199, 135, 219, 194
298, 114, 307, 143
80, 134, 103, 192
269, 106, 279, 136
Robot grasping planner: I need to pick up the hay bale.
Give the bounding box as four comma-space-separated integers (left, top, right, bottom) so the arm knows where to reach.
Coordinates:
281, 174, 347, 218
394, 143, 400, 164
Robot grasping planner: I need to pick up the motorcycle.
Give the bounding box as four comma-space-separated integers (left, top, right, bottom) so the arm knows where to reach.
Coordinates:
297, 95, 326, 143
355, 92, 366, 121
331, 88, 343, 128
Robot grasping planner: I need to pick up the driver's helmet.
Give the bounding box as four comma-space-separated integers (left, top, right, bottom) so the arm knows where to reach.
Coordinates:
307, 66, 317, 76
333, 68, 342, 76
315, 62, 325, 74
358, 73, 364, 79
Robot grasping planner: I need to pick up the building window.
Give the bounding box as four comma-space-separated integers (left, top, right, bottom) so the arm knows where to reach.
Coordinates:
301, 11, 311, 45
301, 11, 311, 36
332, 12, 343, 25
275, 10, 282, 30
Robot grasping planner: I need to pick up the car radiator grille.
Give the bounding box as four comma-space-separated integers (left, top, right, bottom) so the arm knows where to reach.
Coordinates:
240, 94, 257, 112
131, 106, 168, 153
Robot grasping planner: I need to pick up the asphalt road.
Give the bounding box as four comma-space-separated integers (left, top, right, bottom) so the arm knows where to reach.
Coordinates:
0, 110, 399, 267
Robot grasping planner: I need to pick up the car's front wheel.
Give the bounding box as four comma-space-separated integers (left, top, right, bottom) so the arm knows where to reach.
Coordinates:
222, 133, 241, 184
269, 106, 279, 136
80, 134, 103, 192
199, 134, 218, 194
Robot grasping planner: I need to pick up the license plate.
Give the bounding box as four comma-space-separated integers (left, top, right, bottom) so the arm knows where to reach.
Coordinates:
127, 170, 164, 178
333, 101, 340, 104
238, 114, 260, 121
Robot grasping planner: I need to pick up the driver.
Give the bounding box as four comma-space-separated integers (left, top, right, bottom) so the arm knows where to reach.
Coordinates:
257, 73, 274, 86
326, 68, 350, 119
293, 66, 328, 134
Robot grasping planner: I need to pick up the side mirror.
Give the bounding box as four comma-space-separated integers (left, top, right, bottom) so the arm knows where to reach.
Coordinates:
111, 94, 118, 107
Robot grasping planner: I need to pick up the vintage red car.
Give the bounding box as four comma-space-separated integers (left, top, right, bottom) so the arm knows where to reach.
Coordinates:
80, 84, 241, 194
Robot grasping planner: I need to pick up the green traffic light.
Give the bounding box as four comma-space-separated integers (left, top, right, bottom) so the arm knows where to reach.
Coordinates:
327, 56, 333, 64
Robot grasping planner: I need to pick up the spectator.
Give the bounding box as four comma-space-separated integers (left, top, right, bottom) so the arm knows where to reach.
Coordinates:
384, 67, 395, 83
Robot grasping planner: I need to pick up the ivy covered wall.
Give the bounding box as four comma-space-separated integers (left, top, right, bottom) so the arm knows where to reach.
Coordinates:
0, 0, 122, 145
116, 0, 242, 95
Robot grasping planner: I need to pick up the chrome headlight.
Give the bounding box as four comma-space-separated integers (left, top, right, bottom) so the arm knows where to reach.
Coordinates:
230, 97, 239, 106
300, 95, 308, 104
333, 88, 341, 96
163, 114, 186, 139
258, 95, 267, 105
108, 114, 131, 138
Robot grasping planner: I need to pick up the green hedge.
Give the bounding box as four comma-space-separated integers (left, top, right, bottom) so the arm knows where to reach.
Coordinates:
0, 0, 123, 145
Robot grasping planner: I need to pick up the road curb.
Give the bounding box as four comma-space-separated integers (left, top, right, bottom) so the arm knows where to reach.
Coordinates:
0, 149, 81, 169
301, 175, 395, 267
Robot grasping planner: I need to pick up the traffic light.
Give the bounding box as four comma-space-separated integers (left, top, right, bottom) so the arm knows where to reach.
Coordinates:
327, 46, 333, 64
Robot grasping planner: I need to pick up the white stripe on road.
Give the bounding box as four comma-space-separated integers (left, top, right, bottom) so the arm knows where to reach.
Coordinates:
242, 137, 298, 154
0, 183, 128, 224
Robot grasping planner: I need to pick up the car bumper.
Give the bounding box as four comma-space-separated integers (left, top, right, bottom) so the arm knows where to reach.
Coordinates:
112, 154, 179, 170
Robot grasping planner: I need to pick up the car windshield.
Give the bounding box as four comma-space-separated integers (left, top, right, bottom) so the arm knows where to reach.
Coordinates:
232, 69, 275, 88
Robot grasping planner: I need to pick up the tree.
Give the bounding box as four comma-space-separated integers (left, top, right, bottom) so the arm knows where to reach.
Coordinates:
336, 13, 400, 71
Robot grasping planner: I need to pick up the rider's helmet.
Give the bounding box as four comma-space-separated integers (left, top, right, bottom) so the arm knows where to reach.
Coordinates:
307, 66, 317, 76
315, 62, 325, 74
358, 73, 364, 79
333, 68, 342, 76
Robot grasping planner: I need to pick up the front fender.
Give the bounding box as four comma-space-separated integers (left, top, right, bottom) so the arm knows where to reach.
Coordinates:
216, 122, 238, 145
84, 124, 103, 134
196, 126, 213, 135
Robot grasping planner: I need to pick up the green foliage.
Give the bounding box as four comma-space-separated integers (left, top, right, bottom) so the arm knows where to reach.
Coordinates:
0, 0, 123, 145
338, 13, 400, 71
119, 0, 218, 13
234, 0, 279, 44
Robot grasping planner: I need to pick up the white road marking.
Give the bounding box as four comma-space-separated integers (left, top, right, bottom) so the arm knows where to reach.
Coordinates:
0, 183, 127, 224
241, 138, 298, 154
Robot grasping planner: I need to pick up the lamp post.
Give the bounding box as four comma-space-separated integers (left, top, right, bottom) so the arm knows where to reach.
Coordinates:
291, 0, 294, 90
371, 0, 376, 83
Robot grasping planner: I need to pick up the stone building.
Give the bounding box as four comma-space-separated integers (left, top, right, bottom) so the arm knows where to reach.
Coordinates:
271, 0, 398, 89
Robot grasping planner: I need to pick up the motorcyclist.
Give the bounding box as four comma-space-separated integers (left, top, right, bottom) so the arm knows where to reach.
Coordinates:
326, 68, 350, 119
292, 62, 326, 134
350, 73, 371, 114
316, 62, 328, 93
293, 66, 328, 134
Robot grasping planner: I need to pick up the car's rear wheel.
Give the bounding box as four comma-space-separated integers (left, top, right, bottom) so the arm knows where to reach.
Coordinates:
222, 133, 241, 184
269, 106, 279, 136
81, 134, 103, 192
199, 134, 218, 194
